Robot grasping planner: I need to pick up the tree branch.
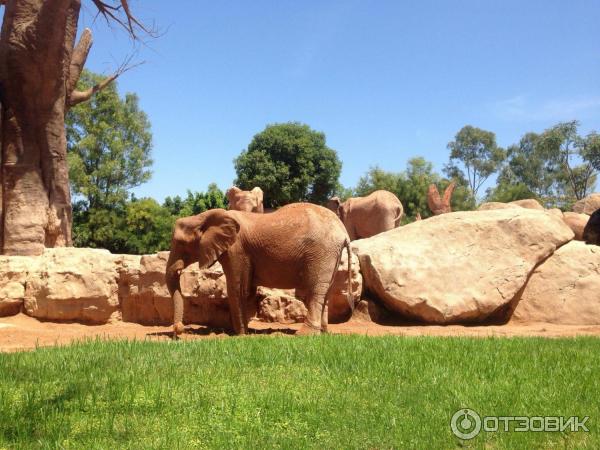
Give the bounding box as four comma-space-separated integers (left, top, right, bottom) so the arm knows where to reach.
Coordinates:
68, 55, 144, 107
91, 0, 157, 38
67, 28, 93, 96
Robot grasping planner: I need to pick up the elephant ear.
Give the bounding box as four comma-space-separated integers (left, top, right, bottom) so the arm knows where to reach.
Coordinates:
198, 210, 240, 269
338, 202, 348, 222
327, 197, 341, 214
251, 187, 264, 212
226, 186, 241, 208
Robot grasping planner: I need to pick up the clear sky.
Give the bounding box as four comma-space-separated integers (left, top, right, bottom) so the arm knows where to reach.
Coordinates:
79, 0, 600, 202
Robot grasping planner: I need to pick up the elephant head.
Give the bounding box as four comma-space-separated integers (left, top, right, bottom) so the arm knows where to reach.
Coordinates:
166, 209, 240, 335
226, 186, 264, 213
327, 197, 342, 215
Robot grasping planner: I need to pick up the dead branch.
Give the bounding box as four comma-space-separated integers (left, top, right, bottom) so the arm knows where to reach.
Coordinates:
91, 0, 157, 38
68, 28, 93, 95
442, 181, 456, 208
427, 182, 454, 215
68, 54, 144, 107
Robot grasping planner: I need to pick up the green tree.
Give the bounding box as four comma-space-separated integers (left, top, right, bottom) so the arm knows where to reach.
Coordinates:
67, 70, 153, 210
491, 122, 598, 208
536, 121, 597, 202
163, 183, 227, 217
354, 158, 474, 221
234, 122, 342, 207
445, 125, 505, 200
66, 70, 153, 251
125, 198, 174, 254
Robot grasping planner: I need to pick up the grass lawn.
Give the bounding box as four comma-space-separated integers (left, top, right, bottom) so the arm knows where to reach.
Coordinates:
0, 335, 598, 449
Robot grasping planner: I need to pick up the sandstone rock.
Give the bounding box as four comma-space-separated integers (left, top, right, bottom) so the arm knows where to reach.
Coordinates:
257, 250, 362, 324
512, 241, 600, 324
546, 208, 564, 220
353, 209, 574, 324
573, 193, 600, 215
257, 288, 306, 323
24, 248, 120, 324
120, 253, 231, 328
477, 202, 521, 211
562, 212, 589, 241
0, 255, 34, 316
509, 199, 544, 210
351, 298, 393, 324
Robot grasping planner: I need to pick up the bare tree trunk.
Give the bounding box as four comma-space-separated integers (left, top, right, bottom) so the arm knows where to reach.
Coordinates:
0, 0, 147, 255
0, 0, 78, 254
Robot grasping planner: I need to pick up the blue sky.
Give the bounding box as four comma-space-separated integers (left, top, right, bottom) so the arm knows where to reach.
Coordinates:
80, 0, 600, 201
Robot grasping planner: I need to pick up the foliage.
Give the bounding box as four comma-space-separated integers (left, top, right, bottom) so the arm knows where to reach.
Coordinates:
234, 122, 342, 208
536, 121, 597, 202
67, 70, 159, 253
490, 122, 598, 208
445, 125, 505, 200
163, 183, 227, 217
0, 336, 598, 449
67, 70, 153, 210
354, 158, 475, 221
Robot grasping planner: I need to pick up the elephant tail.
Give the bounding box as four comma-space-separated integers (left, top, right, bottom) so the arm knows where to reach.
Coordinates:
345, 239, 354, 311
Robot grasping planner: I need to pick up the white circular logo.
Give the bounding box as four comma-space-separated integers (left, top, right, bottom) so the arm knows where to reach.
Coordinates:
451, 408, 482, 440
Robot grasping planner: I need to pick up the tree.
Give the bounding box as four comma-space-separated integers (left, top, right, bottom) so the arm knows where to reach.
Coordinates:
67, 70, 153, 210
0, 0, 149, 255
66, 70, 153, 252
163, 184, 227, 217
491, 122, 598, 208
234, 122, 342, 208
445, 125, 505, 200
354, 158, 475, 221
124, 198, 173, 254
536, 121, 597, 202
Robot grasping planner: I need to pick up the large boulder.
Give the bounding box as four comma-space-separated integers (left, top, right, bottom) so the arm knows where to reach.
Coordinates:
120, 253, 231, 328
573, 193, 600, 215
257, 249, 363, 324
0, 255, 33, 316
562, 212, 589, 241
353, 209, 574, 324
511, 241, 600, 324
509, 199, 544, 210
23, 248, 120, 323
477, 202, 521, 211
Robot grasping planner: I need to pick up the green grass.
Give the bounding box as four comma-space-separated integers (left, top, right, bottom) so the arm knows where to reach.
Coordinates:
0, 336, 598, 449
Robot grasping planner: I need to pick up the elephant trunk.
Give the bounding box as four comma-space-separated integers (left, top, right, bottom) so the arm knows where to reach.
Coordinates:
166, 256, 186, 335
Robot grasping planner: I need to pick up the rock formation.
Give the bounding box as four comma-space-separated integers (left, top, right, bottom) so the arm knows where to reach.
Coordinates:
352, 208, 574, 324
511, 241, 600, 324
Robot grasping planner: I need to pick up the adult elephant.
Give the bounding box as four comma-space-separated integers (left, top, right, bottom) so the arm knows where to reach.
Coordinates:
165, 204, 351, 336
327, 190, 403, 240
226, 186, 264, 213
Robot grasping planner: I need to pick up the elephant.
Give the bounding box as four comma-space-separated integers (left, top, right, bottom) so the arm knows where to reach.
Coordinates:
226, 186, 264, 213
327, 190, 403, 240
583, 208, 600, 245
165, 203, 352, 336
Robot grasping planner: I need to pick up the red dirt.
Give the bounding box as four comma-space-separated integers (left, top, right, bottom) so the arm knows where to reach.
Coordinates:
1, 314, 599, 352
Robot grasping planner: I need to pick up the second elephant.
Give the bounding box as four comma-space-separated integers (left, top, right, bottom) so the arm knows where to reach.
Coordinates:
226, 186, 264, 213
328, 190, 404, 240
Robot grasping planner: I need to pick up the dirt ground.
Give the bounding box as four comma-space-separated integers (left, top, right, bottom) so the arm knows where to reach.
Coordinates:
2, 314, 600, 352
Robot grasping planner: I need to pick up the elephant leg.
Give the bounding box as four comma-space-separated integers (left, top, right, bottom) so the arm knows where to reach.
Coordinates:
321, 303, 329, 333
223, 257, 252, 335
227, 286, 247, 335
297, 280, 329, 335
